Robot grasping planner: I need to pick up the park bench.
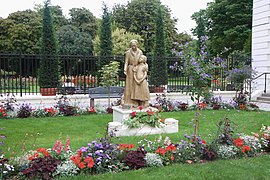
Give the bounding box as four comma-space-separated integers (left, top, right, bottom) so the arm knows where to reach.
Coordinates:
89, 86, 124, 107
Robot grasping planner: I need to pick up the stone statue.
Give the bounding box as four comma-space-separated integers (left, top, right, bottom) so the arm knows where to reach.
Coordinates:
122, 39, 149, 108
132, 55, 150, 107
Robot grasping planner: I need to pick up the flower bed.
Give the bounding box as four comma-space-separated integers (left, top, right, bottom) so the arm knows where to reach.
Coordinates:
1, 119, 269, 179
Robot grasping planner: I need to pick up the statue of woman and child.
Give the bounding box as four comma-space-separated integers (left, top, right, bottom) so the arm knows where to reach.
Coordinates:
122, 39, 150, 108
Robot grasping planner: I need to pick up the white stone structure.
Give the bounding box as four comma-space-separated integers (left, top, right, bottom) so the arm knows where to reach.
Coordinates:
252, 0, 270, 97
108, 106, 179, 137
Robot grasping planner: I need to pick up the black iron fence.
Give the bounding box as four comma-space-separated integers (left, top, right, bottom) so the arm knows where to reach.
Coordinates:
0, 53, 236, 96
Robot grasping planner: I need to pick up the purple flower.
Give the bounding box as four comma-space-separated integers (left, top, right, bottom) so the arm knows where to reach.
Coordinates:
178, 51, 183, 56
80, 147, 87, 152
96, 157, 102, 163
95, 150, 103, 156
95, 143, 103, 149
213, 57, 223, 63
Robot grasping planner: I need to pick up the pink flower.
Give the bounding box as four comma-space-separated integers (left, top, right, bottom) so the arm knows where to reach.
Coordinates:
131, 111, 137, 117
53, 140, 60, 151
65, 138, 70, 151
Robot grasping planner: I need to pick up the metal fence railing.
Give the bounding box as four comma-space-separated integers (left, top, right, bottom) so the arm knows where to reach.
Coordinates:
0, 53, 236, 96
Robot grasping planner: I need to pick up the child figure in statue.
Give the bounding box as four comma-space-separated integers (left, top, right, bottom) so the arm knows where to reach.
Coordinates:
132, 55, 150, 107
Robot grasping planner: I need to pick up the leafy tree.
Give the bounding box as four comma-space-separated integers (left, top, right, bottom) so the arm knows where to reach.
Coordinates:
0, 10, 41, 53
35, 4, 68, 30
98, 61, 120, 107
191, 9, 209, 50
206, 0, 252, 55
171, 32, 193, 56
39, 0, 60, 89
69, 7, 98, 38
57, 25, 93, 55
93, 28, 144, 56
112, 0, 177, 55
0, 18, 15, 52
149, 7, 167, 87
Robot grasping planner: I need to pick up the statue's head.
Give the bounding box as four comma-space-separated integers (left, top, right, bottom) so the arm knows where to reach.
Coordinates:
139, 55, 147, 63
130, 39, 138, 51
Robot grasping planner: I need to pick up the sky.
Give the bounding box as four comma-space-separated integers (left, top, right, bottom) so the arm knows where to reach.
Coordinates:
0, 0, 213, 35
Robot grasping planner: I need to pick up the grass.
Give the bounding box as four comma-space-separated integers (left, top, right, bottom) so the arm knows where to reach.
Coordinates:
57, 155, 270, 180
1, 109, 270, 179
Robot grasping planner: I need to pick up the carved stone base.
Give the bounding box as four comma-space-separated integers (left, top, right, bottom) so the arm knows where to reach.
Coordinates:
108, 118, 179, 137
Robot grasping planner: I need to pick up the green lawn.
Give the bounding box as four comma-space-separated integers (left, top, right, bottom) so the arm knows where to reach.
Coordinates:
1, 110, 269, 179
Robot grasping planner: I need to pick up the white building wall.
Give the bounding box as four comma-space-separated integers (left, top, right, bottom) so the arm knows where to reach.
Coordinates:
252, 0, 270, 96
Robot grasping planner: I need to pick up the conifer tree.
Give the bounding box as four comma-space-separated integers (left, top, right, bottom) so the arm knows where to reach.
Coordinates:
150, 7, 168, 87
39, 0, 59, 89
99, 3, 113, 57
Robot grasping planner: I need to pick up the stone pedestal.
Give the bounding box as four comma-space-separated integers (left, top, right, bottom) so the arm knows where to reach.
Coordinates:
108, 118, 178, 137
108, 106, 179, 137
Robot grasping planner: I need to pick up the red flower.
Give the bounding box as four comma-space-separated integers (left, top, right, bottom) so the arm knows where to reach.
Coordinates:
263, 133, 269, 139
146, 110, 155, 115
202, 139, 206, 145
29, 153, 40, 161
156, 147, 166, 155
131, 111, 137, 117
242, 145, 251, 153
88, 107, 96, 113
77, 150, 82, 157
78, 162, 86, 169
70, 155, 81, 165
199, 102, 207, 109
37, 148, 50, 157
234, 138, 244, 147
138, 106, 143, 111
170, 156, 175, 161
84, 157, 95, 168
119, 144, 135, 150
159, 118, 165, 123
166, 144, 176, 152
239, 104, 246, 110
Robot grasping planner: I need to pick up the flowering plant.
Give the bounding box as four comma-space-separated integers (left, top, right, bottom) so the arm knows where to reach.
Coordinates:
216, 145, 238, 159
123, 109, 163, 128
253, 124, 270, 152
32, 107, 57, 118
0, 106, 7, 118
155, 143, 177, 165
74, 137, 127, 174
144, 153, 163, 167
17, 103, 32, 118
55, 96, 80, 116
150, 94, 175, 112
233, 137, 252, 156
171, 35, 225, 136
173, 134, 206, 164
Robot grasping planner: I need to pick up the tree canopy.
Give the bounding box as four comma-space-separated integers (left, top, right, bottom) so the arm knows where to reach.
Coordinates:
192, 0, 252, 56
111, 0, 177, 55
